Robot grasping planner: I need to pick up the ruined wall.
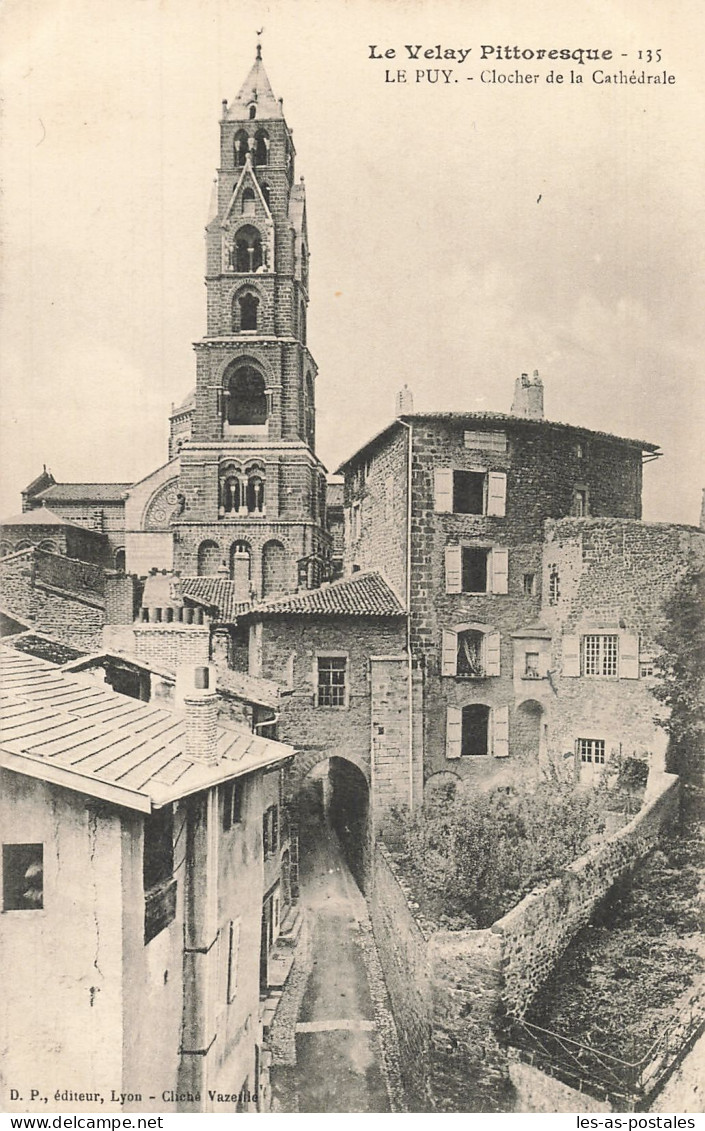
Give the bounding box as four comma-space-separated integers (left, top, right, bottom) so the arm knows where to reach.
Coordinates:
369, 773, 679, 1112
0, 549, 105, 651
495, 773, 680, 1018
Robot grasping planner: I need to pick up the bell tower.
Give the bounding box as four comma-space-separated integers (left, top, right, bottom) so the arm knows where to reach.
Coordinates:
173, 45, 329, 598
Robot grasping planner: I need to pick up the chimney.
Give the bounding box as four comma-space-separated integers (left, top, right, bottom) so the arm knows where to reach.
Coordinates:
511, 369, 544, 420
396, 384, 414, 416
181, 665, 219, 765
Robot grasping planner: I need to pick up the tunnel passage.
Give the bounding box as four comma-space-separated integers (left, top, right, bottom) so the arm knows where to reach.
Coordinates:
294, 757, 370, 894
327, 757, 370, 890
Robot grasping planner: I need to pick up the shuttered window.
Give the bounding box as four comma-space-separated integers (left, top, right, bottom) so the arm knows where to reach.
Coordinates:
446, 706, 462, 759
492, 705, 509, 758
583, 634, 618, 677
434, 467, 506, 516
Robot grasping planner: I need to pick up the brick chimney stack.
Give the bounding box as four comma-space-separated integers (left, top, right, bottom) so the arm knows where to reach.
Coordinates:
511, 370, 544, 420
182, 665, 219, 765
396, 384, 414, 416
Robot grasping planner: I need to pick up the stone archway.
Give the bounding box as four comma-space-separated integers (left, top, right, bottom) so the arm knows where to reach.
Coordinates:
292, 755, 371, 895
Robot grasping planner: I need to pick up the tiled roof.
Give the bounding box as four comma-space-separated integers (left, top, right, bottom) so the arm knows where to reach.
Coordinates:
180, 577, 252, 622
0, 647, 293, 812
6, 632, 86, 665
0, 507, 104, 534
336, 413, 660, 472
35, 483, 131, 503
244, 571, 405, 619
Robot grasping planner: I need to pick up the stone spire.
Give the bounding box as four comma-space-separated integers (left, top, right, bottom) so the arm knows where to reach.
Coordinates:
225, 41, 283, 120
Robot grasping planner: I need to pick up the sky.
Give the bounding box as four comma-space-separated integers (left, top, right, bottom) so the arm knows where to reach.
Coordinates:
0, 0, 703, 523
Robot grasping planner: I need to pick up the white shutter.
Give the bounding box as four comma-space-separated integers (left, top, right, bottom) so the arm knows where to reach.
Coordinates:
486, 472, 507, 517
493, 704, 509, 758
445, 545, 462, 594
434, 468, 453, 513
491, 547, 509, 594
619, 633, 639, 679
485, 631, 501, 676
446, 706, 462, 760
562, 635, 580, 677
441, 630, 458, 676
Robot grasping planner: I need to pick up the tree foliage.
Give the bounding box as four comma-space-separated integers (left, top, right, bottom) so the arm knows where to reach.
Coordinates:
652, 568, 705, 780
391, 782, 607, 929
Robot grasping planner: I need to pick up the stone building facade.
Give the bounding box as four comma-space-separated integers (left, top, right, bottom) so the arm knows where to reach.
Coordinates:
338, 380, 703, 791
0, 645, 295, 1114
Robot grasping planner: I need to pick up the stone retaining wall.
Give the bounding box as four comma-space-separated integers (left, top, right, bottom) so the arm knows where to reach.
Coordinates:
369, 772, 679, 1111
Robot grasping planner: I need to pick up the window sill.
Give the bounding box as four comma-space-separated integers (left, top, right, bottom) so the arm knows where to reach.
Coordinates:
454, 673, 489, 680
521, 673, 546, 680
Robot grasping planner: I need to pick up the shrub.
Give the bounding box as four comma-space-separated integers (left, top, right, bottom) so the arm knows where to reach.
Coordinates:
393, 781, 607, 928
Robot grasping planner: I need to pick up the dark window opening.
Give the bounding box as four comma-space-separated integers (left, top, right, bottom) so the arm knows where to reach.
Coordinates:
235, 231, 263, 273
549, 567, 560, 604
574, 489, 588, 517
242, 187, 256, 216
3, 844, 43, 910
247, 475, 265, 513
223, 781, 243, 831
461, 704, 490, 756
453, 470, 485, 514
263, 806, 279, 858
143, 807, 174, 893
461, 547, 489, 593
457, 630, 484, 677
234, 130, 248, 167
249, 104, 257, 119
114, 548, 126, 572
523, 573, 536, 597
221, 475, 240, 514
238, 292, 259, 331
524, 652, 540, 677
254, 129, 269, 166
224, 366, 267, 425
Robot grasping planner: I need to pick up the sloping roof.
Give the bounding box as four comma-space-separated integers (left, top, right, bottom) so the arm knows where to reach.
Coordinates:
336, 413, 661, 472
326, 480, 344, 508
22, 468, 56, 497
171, 388, 195, 416
0, 647, 293, 813
180, 577, 252, 622
0, 507, 105, 536
227, 49, 283, 120
35, 483, 131, 503
218, 668, 281, 710
242, 571, 405, 619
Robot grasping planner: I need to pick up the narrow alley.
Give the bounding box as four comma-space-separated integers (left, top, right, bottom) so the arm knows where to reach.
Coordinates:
269, 794, 402, 1112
